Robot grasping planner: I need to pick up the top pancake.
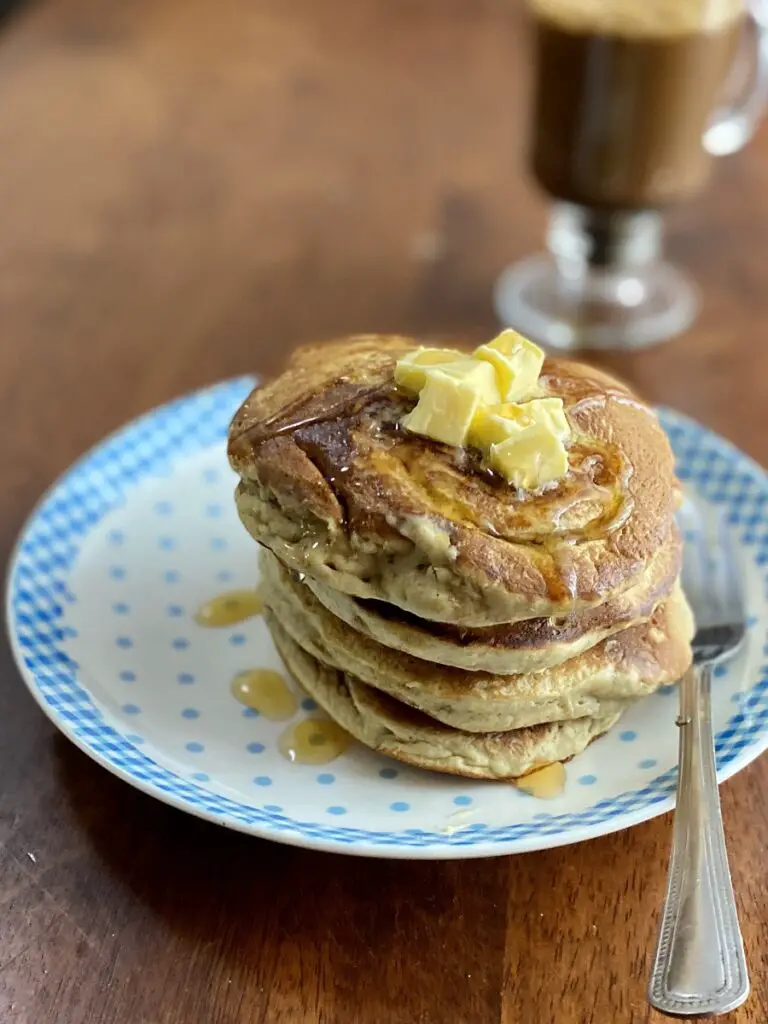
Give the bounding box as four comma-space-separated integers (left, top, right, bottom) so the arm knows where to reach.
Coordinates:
229, 336, 679, 626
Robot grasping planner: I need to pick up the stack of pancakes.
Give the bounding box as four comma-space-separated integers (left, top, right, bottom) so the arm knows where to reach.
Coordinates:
228, 336, 693, 779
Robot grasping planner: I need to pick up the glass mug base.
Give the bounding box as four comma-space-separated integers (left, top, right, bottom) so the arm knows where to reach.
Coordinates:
493, 254, 699, 351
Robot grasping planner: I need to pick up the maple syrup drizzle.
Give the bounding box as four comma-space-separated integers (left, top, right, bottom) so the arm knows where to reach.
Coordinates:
515, 762, 566, 800
195, 589, 263, 627
230, 669, 298, 721
278, 717, 351, 765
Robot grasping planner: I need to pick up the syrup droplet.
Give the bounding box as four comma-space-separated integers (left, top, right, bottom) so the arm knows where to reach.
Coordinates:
515, 762, 566, 800
278, 717, 351, 765
195, 589, 263, 627
230, 669, 298, 720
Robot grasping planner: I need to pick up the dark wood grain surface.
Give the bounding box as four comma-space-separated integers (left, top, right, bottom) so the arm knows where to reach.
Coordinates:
1, 1, 767, 1021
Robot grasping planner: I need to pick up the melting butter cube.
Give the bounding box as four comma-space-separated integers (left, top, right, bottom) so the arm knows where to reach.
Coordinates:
515, 397, 569, 439
470, 397, 569, 449
437, 358, 500, 405
402, 369, 482, 446
490, 426, 569, 490
469, 406, 516, 449
394, 348, 464, 394
474, 330, 545, 402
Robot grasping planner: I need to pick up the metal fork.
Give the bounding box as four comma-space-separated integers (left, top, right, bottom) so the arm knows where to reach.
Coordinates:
649, 501, 749, 1018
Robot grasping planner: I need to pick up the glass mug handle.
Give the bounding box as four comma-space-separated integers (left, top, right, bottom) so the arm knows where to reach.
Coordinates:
704, 0, 768, 155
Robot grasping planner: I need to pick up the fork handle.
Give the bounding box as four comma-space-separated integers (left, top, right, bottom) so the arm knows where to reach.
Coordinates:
649, 664, 749, 1017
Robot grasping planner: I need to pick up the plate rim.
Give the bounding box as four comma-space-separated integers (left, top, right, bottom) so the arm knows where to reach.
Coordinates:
6, 383, 768, 860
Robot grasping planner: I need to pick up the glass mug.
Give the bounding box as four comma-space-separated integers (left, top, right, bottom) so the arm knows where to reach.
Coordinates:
494, 0, 768, 349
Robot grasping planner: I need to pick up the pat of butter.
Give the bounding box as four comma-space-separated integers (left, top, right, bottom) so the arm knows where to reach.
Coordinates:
515, 397, 569, 439
394, 348, 465, 394
470, 397, 569, 449
436, 358, 500, 406
402, 369, 482, 446
490, 426, 569, 490
474, 330, 545, 402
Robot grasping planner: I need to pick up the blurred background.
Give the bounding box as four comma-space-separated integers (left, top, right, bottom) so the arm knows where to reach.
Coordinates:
1, 0, 766, 520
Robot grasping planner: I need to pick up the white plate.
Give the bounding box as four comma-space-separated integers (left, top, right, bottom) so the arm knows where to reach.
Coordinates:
6, 378, 768, 858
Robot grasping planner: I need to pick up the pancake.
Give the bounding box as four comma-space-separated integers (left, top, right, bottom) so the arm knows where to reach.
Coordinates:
301, 530, 682, 674
267, 612, 624, 779
261, 549, 694, 733
229, 336, 679, 626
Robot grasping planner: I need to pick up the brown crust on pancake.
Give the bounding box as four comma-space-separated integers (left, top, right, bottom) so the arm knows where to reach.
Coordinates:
262, 550, 693, 733
229, 336, 679, 625
267, 612, 625, 780
352, 529, 681, 650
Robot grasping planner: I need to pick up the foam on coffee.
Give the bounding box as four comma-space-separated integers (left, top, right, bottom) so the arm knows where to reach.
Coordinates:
530, 0, 743, 37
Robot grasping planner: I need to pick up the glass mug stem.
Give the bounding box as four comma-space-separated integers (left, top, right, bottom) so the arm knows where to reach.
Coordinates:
494, 205, 699, 351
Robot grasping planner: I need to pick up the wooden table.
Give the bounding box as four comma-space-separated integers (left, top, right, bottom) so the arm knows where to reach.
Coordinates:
1, 1, 767, 1021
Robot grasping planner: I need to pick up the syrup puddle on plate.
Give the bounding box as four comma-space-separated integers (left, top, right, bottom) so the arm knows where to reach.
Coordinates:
278, 718, 351, 765
230, 668, 351, 765
515, 762, 566, 800
195, 589, 263, 627
231, 669, 298, 721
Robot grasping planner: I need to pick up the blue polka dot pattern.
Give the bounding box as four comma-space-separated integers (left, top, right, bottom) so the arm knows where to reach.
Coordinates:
113, 602, 130, 615
216, 570, 233, 583
639, 759, 658, 769
181, 708, 200, 720
185, 742, 204, 753
177, 672, 195, 685
172, 637, 190, 650
253, 776, 272, 787
122, 704, 141, 715
302, 698, 318, 712
192, 772, 210, 782
453, 796, 472, 807
158, 537, 175, 550
154, 501, 173, 515
619, 730, 638, 742
247, 742, 265, 754
578, 775, 597, 786
390, 802, 410, 812
115, 636, 133, 649
9, 384, 768, 854
242, 707, 259, 718
229, 634, 246, 646
317, 773, 335, 785
119, 670, 136, 682
379, 767, 399, 779
327, 806, 346, 815
714, 664, 728, 678
167, 604, 184, 617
